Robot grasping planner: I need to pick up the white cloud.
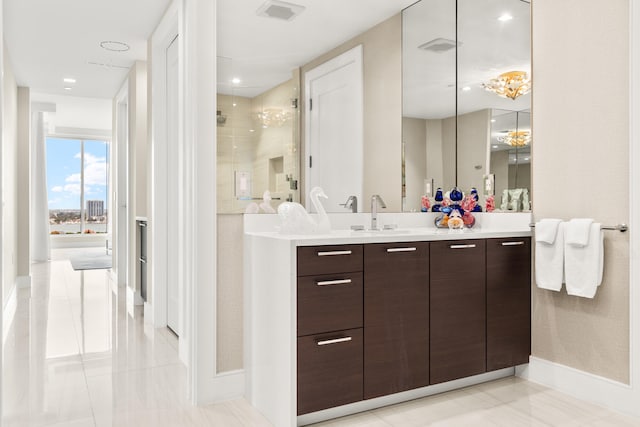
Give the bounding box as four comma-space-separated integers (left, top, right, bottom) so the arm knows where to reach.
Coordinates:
63, 183, 82, 196
51, 186, 63, 192
65, 152, 107, 187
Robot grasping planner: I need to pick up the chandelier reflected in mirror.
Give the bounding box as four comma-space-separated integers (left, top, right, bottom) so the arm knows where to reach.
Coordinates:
483, 71, 531, 100
498, 130, 531, 147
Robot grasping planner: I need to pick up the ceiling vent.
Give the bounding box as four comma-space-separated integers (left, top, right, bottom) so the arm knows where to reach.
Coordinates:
418, 38, 462, 53
256, 0, 305, 21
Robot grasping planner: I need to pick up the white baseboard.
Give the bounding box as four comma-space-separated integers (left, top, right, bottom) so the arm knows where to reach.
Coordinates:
16, 275, 31, 289
144, 301, 153, 323
298, 368, 514, 426
518, 356, 640, 418
196, 370, 246, 404
126, 286, 144, 317
3, 285, 18, 344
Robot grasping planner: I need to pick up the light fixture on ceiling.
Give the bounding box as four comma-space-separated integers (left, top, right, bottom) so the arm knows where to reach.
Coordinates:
232, 77, 241, 85
483, 71, 531, 100
63, 78, 76, 84
498, 13, 514, 22
418, 38, 462, 53
461, 86, 471, 92
64, 86, 73, 91
100, 41, 130, 52
256, 0, 305, 21
498, 130, 531, 147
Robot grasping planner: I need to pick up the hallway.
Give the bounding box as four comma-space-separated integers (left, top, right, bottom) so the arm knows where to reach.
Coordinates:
1, 249, 271, 426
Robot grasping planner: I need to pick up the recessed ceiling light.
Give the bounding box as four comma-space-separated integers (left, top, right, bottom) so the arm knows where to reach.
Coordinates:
524, 157, 530, 161
64, 87, 73, 91
63, 78, 76, 84
498, 13, 514, 22
233, 103, 237, 107
100, 41, 130, 52
232, 77, 241, 85
491, 119, 496, 123
492, 145, 498, 148
462, 86, 471, 91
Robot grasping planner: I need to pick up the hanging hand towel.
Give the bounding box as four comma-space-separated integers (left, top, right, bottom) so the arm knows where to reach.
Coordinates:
535, 219, 565, 291
565, 222, 604, 298
565, 218, 594, 246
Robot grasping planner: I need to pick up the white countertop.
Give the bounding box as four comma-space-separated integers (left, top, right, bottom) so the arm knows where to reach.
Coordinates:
246, 227, 531, 246
244, 212, 532, 246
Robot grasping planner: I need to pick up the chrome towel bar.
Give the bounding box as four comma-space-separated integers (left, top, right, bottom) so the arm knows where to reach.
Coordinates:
529, 223, 628, 232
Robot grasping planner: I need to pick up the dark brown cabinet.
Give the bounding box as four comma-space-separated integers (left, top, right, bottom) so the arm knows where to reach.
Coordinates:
364, 242, 429, 399
486, 237, 531, 371
430, 240, 486, 385
297, 245, 364, 415
296, 237, 531, 415
297, 329, 363, 415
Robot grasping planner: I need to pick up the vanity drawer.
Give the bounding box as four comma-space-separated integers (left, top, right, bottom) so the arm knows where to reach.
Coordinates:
297, 328, 363, 415
297, 245, 363, 276
298, 272, 363, 337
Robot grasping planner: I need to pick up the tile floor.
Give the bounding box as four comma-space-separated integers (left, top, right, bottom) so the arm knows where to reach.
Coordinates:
3, 248, 640, 426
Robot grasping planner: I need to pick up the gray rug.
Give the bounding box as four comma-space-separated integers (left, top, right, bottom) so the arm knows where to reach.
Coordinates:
70, 252, 113, 270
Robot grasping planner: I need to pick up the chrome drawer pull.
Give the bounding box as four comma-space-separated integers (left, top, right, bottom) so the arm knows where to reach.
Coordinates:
387, 247, 417, 253
502, 241, 525, 246
316, 279, 352, 286
317, 337, 352, 346
317, 250, 352, 256
450, 244, 477, 249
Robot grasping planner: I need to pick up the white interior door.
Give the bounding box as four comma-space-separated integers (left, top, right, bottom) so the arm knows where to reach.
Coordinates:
166, 35, 180, 335
305, 45, 363, 212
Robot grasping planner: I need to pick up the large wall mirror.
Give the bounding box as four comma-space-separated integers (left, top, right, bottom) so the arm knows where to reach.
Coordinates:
402, 0, 531, 212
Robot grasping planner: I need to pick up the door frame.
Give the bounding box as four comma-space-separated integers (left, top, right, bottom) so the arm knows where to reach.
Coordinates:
114, 82, 129, 290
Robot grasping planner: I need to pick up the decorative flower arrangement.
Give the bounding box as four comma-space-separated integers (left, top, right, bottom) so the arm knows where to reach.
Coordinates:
421, 195, 431, 212
485, 195, 495, 212
433, 187, 481, 229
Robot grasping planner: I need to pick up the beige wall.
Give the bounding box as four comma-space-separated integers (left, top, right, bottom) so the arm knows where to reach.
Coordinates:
508, 163, 531, 193
457, 109, 490, 197
403, 117, 426, 212
301, 14, 402, 211
532, 0, 630, 383
425, 119, 445, 191
491, 150, 509, 203
216, 214, 244, 372
2, 44, 17, 301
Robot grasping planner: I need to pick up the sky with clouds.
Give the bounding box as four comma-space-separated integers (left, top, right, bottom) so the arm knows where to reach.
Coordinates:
47, 137, 109, 210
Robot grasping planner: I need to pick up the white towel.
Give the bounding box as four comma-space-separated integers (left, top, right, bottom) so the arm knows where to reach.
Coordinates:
536, 218, 563, 244
535, 221, 565, 291
565, 223, 604, 298
566, 218, 594, 246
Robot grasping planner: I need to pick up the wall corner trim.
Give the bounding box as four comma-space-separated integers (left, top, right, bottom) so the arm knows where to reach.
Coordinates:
518, 357, 638, 418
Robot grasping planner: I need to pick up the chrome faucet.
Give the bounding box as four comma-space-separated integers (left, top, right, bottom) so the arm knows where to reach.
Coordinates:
370, 194, 387, 230
340, 196, 358, 213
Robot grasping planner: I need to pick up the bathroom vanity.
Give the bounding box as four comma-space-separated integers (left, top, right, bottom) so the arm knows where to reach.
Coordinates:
244, 214, 532, 427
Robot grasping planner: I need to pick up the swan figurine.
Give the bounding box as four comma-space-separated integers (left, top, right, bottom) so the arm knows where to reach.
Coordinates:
277, 187, 331, 234
259, 190, 276, 214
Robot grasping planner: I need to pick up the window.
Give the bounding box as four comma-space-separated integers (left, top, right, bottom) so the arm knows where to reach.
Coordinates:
47, 137, 109, 235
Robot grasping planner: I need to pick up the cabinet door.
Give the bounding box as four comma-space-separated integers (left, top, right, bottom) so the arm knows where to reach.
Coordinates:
486, 238, 531, 371
297, 328, 363, 415
430, 240, 486, 384
364, 242, 429, 399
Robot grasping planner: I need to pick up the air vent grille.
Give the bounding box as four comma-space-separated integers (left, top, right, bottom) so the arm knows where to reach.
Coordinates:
256, 0, 305, 21
418, 38, 462, 53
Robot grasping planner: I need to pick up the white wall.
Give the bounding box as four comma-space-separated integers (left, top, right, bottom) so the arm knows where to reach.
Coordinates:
2, 44, 18, 302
